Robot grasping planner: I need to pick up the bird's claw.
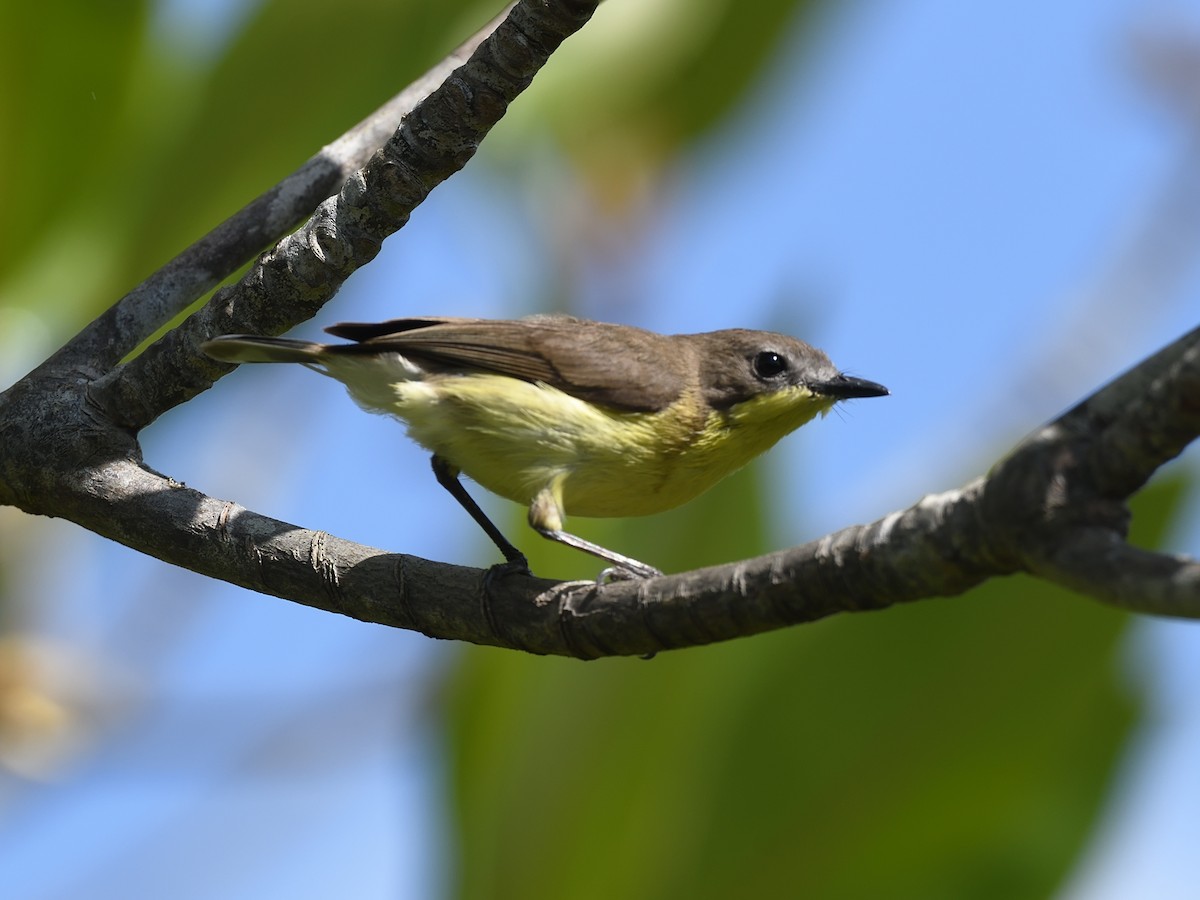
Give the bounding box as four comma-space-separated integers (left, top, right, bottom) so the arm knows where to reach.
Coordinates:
596, 562, 662, 584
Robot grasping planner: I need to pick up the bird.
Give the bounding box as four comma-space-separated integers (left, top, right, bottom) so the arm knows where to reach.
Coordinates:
202, 314, 888, 578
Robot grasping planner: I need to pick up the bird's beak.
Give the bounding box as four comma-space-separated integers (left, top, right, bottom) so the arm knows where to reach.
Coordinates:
812, 374, 889, 399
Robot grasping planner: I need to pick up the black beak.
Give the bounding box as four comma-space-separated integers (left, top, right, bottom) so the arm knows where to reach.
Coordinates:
812, 374, 889, 400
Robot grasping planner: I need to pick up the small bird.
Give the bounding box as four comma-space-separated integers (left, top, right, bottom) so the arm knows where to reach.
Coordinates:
202, 315, 887, 578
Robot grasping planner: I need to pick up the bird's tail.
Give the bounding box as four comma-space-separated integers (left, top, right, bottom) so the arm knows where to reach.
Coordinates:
201, 335, 327, 365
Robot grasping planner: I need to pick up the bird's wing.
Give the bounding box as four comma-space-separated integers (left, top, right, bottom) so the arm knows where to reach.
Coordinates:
323, 316, 689, 412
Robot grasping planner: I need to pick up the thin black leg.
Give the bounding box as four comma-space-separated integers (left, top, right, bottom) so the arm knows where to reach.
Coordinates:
431, 456, 529, 574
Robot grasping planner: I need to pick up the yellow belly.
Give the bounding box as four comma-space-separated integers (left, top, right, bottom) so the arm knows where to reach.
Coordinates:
332, 362, 830, 519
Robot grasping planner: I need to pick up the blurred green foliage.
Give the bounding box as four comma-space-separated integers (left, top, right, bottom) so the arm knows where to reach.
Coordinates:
0, 0, 495, 338
444, 477, 1186, 900
0, 0, 816, 339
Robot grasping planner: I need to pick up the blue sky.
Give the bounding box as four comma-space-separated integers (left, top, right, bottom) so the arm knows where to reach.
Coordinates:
3, 0, 1199, 897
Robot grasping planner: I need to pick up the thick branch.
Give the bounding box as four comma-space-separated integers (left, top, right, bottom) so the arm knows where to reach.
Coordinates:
1089, 326, 1200, 497
3, 324, 1196, 658
45, 455, 999, 658
982, 324, 1200, 559
75, 323, 1196, 658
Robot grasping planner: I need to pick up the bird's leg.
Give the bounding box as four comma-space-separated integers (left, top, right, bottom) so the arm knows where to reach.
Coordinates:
529, 486, 663, 580
431, 456, 530, 576
534, 528, 664, 580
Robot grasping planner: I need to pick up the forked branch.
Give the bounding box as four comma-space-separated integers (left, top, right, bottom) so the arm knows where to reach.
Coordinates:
0, 0, 1195, 659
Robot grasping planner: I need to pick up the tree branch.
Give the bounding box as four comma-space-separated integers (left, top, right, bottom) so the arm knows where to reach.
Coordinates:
1, 0, 1196, 660
1038, 529, 1200, 616
37, 6, 512, 378
7, 326, 1195, 660
87, 0, 591, 432
1082, 325, 1200, 497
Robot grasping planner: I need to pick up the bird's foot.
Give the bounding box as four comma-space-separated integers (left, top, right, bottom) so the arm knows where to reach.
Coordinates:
485, 554, 533, 582
596, 561, 663, 584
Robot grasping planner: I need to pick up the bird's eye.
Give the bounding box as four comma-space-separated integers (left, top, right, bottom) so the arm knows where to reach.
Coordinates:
753, 350, 788, 379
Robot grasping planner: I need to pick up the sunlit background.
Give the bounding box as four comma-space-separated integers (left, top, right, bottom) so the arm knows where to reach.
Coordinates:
1, 0, 1199, 897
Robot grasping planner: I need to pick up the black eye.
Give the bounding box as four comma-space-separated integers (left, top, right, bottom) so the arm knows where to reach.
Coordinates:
753, 350, 788, 379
